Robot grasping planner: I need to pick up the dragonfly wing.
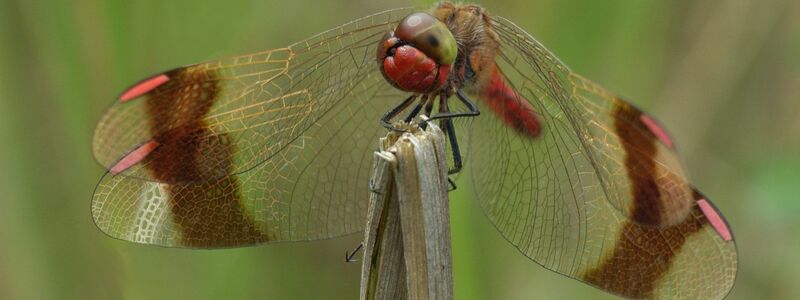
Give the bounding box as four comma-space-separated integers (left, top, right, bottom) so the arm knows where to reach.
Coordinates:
93, 8, 412, 184
91, 8, 412, 248
465, 16, 737, 299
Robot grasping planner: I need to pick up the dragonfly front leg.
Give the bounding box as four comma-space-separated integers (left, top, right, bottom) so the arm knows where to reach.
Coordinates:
403, 94, 432, 123
380, 94, 418, 131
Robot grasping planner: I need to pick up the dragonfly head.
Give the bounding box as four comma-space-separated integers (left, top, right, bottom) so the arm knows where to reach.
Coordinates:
377, 12, 457, 93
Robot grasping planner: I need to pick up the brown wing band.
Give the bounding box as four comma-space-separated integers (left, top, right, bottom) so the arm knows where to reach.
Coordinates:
143, 67, 268, 247
612, 99, 665, 226
581, 99, 710, 298
581, 206, 707, 298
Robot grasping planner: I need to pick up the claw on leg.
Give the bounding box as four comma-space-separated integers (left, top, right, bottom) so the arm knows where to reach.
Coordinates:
447, 177, 457, 191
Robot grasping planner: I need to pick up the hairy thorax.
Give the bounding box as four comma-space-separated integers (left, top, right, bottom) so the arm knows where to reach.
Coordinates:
432, 2, 501, 94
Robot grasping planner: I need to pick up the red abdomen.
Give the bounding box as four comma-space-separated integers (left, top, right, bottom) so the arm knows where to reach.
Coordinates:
482, 68, 541, 137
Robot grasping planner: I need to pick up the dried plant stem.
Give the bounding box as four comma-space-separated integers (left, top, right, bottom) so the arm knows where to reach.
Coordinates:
360, 122, 453, 300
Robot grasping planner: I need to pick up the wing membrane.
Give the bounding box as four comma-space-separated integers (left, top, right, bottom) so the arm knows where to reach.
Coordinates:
465, 16, 737, 299
93, 8, 412, 184
91, 8, 411, 247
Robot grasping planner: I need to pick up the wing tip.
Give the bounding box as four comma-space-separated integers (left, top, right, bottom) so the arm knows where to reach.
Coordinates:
639, 114, 675, 149
696, 198, 734, 241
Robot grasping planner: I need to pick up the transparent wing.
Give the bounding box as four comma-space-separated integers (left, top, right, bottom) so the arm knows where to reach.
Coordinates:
465, 16, 737, 299
93, 8, 412, 184
91, 8, 412, 248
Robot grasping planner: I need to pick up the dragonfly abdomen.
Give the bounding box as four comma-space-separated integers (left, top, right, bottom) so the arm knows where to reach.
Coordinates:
482, 67, 541, 137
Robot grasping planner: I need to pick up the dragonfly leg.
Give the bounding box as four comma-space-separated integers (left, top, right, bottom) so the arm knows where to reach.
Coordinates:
382, 90, 477, 177
441, 117, 464, 175
424, 93, 436, 116
381, 94, 418, 131
425, 89, 479, 177
345, 242, 364, 263
447, 177, 457, 191
402, 102, 424, 123
431, 91, 466, 178
402, 95, 427, 123
427, 89, 480, 121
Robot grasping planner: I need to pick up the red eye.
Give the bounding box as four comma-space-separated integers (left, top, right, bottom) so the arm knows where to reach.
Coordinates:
375, 12, 457, 93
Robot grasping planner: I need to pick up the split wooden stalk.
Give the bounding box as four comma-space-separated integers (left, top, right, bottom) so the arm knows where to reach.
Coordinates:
359, 122, 453, 300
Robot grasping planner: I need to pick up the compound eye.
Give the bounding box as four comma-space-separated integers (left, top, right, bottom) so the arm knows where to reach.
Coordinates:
395, 12, 457, 65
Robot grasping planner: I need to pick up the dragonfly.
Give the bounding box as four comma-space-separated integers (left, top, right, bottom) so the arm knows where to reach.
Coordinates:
91, 2, 737, 299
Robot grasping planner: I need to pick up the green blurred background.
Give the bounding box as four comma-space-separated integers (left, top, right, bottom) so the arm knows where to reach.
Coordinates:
1, 0, 798, 299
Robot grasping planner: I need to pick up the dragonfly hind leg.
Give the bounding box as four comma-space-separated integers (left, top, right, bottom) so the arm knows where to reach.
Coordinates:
432, 90, 481, 190
438, 117, 464, 192
440, 118, 463, 175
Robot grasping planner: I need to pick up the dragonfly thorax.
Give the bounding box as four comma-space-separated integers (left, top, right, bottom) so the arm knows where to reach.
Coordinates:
431, 3, 501, 94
